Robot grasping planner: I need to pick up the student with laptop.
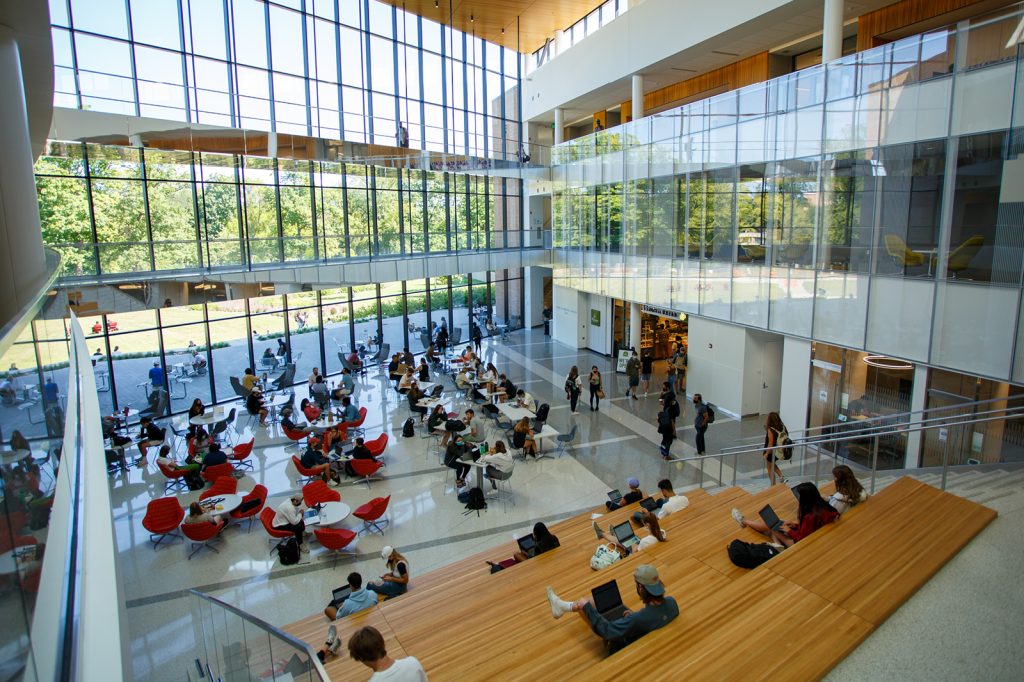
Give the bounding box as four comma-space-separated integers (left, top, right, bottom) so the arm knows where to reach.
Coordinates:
489, 522, 560, 571
545, 564, 679, 653
632, 479, 689, 524
323, 572, 379, 620
606, 477, 644, 511
592, 511, 666, 559
730, 482, 838, 548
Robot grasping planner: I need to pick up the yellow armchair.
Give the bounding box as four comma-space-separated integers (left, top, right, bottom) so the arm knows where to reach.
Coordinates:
883, 234, 927, 268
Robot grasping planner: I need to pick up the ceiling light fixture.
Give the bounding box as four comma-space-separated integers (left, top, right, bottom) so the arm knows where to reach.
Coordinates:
434, 1, 438, 7
862, 355, 913, 371
470, 14, 474, 22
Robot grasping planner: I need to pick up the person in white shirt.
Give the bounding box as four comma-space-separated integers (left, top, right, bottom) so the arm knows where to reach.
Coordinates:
348, 625, 427, 681
633, 479, 689, 525
398, 368, 416, 393
479, 440, 514, 489
516, 389, 537, 413
272, 494, 308, 553
827, 465, 868, 514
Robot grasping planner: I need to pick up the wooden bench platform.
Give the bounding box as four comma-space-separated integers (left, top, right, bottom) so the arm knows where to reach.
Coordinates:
283, 477, 996, 680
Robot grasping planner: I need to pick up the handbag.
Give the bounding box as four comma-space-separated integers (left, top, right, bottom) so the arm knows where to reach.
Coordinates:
589, 543, 621, 570
596, 388, 605, 399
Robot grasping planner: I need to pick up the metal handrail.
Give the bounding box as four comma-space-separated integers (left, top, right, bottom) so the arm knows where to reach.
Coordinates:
190, 590, 329, 681
670, 407, 1024, 494
720, 393, 1024, 452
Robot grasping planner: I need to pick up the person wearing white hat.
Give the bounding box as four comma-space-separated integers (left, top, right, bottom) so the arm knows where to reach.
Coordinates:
545, 564, 679, 652
367, 546, 410, 600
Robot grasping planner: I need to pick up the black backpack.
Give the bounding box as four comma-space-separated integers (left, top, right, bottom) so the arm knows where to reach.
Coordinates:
184, 472, 205, 491
727, 539, 778, 569
705, 404, 716, 424
465, 487, 487, 510
275, 537, 300, 565
401, 418, 415, 438
446, 419, 466, 432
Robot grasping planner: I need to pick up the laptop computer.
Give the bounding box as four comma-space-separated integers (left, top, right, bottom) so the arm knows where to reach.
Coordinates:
612, 521, 639, 550
516, 534, 537, 558
607, 489, 622, 505
758, 504, 786, 532
590, 580, 628, 621
329, 585, 352, 608
639, 497, 658, 512
303, 508, 320, 523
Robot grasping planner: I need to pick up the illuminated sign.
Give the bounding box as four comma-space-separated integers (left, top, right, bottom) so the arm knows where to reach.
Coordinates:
641, 305, 687, 322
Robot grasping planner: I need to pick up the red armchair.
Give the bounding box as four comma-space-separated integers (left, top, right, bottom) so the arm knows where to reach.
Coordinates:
365, 434, 389, 458
353, 495, 391, 535
181, 519, 226, 559
199, 476, 238, 501
158, 460, 191, 493
302, 480, 341, 507
230, 438, 256, 470
260, 507, 293, 549
142, 498, 185, 548
343, 407, 368, 436
291, 454, 325, 485
201, 462, 234, 485
349, 458, 384, 487
314, 527, 357, 564
230, 484, 267, 531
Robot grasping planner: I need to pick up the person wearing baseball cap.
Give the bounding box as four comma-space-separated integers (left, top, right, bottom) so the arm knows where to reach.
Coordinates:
545, 564, 679, 652
606, 477, 645, 511
367, 546, 410, 600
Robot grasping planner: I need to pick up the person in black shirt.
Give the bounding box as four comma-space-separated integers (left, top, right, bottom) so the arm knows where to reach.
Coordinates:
202, 442, 228, 468
402, 348, 415, 369
246, 389, 268, 426
187, 398, 205, 436
514, 522, 560, 562
640, 353, 654, 397
344, 437, 377, 476
444, 435, 473, 487
435, 327, 448, 354
137, 416, 165, 463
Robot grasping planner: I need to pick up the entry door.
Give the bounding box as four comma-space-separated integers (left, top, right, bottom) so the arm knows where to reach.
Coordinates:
808, 361, 842, 453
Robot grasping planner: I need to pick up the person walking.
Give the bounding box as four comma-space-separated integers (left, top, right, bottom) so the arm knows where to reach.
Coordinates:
693, 393, 710, 456
565, 365, 583, 415
625, 349, 640, 400
472, 323, 483, 354
640, 352, 654, 397
763, 411, 789, 485
588, 366, 603, 412
666, 362, 677, 393
657, 404, 675, 460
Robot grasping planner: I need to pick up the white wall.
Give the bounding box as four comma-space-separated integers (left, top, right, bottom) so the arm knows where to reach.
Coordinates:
585, 292, 613, 356
523, 266, 549, 329
743, 331, 783, 416
552, 284, 584, 348
687, 317, 747, 417
780, 336, 812, 436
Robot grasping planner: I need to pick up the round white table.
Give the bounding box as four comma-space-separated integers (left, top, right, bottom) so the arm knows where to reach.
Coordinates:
189, 411, 225, 427
0, 449, 32, 467
315, 501, 351, 528
198, 493, 243, 516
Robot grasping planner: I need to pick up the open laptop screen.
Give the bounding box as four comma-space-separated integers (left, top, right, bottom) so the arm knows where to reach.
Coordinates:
758, 504, 783, 531
516, 534, 536, 557
607, 489, 622, 504
591, 580, 623, 614
612, 522, 636, 545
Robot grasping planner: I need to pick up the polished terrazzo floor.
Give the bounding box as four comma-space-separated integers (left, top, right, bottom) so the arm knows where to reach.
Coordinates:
111, 329, 764, 680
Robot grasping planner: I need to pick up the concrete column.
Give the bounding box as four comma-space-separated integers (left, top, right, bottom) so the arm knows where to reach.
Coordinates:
631, 74, 645, 121
903, 364, 930, 468
780, 336, 813, 436
523, 266, 549, 329
822, 0, 844, 63
0, 28, 47, 327
553, 107, 564, 145
629, 302, 642, 353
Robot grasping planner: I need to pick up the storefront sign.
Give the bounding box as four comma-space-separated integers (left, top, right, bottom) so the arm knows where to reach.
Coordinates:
616, 349, 632, 373
591, 309, 601, 327
641, 305, 687, 321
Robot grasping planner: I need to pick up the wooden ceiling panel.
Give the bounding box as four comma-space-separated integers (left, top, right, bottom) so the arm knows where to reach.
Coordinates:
384, 1, 606, 53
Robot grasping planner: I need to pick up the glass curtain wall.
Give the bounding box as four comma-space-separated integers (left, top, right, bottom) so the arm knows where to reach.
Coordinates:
52, 0, 521, 157
36, 142, 522, 279
1, 271, 522, 439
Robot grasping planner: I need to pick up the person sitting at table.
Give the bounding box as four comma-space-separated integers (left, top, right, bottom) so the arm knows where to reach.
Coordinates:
190, 350, 207, 374
187, 398, 205, 436
347, 626, 426, 680
398, 368, 416, 394
301, 438, 341, 485
607, 477, 644, 511
188, 427, 212, 461
262, 347, 278, 369
9, 429, 30, 452
185, 501, 219, 525
280, 406, 312, 438
425, 343, 438, 364
311, 375, 330, 408
202, 442, 229, 468
402, 348, 415, 369
486, 319, 496, 335
367, 546, 410, 599
136, 416, 166, 464
593, 510, 667, 558
731, 481, 839, 548
273, 494, 309, 554
307, 367, 321, 396
346, 349, 363, 371
387, 354, 402, 381
331, 368, 355, 400
300, 398, 322, 422
479, 362, 498, 389
246, 388, 269, 427
480, 440, 514, 490
545, 564, 679, 654
515, 389, 537, 413
464, 408, 486, 444
156, 444, 199, 473
461, 345, 474, 361
426, 404, 447, 433
277, 337, 288, 358
444, 434, 474, 487
241, 367, 259, 393
497, 374, 513, 403
323, 571, 379, 621
455, 367, 472, 390
344, 437, 379, 476
512, 417, 537, 458
407, 383, 428, 421
435, 326, 449, 353
339, 396, 360, 424
417, 358, 430, 383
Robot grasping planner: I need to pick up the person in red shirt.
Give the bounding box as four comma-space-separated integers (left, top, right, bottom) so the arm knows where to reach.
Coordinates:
730, 482, 838, 548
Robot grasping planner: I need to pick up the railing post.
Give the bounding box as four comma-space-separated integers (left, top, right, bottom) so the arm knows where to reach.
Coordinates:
870, 435, 880, 494
940, 434, 951, 491
813, 444, 821, 487
699, 455, 705, 488
718, 455, 724, 486
732, 452, 738, 487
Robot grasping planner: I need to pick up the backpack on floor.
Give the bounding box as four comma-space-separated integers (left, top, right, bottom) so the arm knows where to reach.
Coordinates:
275, 537, 300, 566
184, 472, 205, 491
465, 487, 487, 511
727, 539, 778, 569
401, 417, 415, 438
705, 404, 716, 424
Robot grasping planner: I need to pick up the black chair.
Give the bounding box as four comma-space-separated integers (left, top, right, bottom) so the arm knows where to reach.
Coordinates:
430, 384, 444, 398
230, 376, 250, 399
272, 363, 296, 391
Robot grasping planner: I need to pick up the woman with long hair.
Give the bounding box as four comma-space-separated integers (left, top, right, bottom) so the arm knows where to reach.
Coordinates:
367, 546, 410, 599
731, 482, 838, 548
588, 366, 602, 412
592, 510, 667, 559
762, 412, 788, 485
828, 465, 867, 514
565, 365, 583, 414
513, 417, 538, 457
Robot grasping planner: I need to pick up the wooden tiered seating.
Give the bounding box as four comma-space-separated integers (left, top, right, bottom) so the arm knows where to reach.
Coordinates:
284, 477, 996, 681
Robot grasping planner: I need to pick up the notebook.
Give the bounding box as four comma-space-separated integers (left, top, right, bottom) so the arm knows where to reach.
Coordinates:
591, 580, 627, 621
758, 504, 785, 532
611, 521, 639, 549
516, 533, 537, 558
607, 489, 622, 504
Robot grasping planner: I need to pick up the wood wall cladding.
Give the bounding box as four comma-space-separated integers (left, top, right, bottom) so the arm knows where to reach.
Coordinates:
856, 0, 994, 51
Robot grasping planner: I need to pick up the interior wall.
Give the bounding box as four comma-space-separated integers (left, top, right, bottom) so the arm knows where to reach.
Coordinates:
743, 331, 784, 416
780, 336, 813, 435
552, 284, 584, 348
584, 292, 613, 356
523, 265, 549, 329
687, 316, 747, 416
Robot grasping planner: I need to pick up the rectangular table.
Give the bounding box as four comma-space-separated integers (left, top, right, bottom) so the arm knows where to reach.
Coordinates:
497, 402, 535, 422
532, 424, 561, 459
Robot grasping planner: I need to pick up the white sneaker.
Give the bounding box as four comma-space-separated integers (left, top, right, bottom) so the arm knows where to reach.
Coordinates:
779, 476, 789, 484
300, 543, 310, 554
731, 508, 745, 528
328, 479, 340, 487
546, 587, 570, 619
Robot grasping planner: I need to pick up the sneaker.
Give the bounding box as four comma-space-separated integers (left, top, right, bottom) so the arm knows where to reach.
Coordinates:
779, 476, 789, 484
300, 543, 310, 554
768, 542, 785, 551
572, 411, 580, 415
328, 479, 340, 487
325, 625, 337, 647
546, 587, 571, 619
731, 508, 745, 528
632, 395, 638, 401
592, 521, 603, 539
